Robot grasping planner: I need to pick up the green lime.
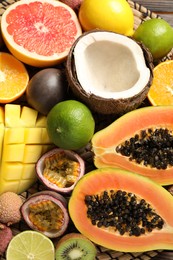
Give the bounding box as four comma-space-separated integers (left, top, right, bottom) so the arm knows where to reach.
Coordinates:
133, 18, 173, 60
6, 230, 55, 260
46, 100, 95, 150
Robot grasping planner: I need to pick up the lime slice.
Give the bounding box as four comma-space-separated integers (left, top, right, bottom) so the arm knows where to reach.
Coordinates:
6, 230, 55, 260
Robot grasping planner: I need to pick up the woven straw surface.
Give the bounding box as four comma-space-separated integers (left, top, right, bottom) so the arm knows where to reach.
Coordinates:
0, 0, 173, 259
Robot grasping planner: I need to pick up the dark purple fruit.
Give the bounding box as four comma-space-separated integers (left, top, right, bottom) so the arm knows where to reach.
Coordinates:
36, 148, 85, 193
21, 190, 69, 238
26, 68, 68, 115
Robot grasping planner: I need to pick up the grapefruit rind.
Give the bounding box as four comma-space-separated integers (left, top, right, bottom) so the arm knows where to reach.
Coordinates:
1, 0, 82, 67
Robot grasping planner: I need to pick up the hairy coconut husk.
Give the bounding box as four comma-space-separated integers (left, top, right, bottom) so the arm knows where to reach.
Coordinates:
66, 30, 153, 115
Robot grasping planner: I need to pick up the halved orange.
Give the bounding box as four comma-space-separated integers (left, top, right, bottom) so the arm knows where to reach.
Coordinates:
0, 52, 29, 103
148, 60, 173, 106
1, 0, 82, 67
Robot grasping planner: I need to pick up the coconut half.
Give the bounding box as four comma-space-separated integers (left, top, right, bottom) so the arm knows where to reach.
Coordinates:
66, 30, 153, 115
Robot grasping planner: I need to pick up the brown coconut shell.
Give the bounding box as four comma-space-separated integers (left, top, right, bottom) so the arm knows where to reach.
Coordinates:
66, 30, 153, 115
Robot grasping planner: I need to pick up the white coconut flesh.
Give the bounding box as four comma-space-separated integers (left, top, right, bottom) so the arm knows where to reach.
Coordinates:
73, 32, 151, 99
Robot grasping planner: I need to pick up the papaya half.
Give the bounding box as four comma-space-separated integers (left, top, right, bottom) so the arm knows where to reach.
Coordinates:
91, 106, 173, 186
68, 167, 173, 252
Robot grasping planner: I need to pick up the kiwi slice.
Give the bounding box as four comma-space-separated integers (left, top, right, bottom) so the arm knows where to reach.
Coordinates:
55, 233, 97, 260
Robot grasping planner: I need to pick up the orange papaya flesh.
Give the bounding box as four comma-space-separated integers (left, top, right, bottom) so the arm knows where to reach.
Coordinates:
68, 168, 173, 252
92, 106, 173, 186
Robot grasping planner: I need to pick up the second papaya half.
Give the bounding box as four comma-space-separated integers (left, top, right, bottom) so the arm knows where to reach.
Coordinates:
92, 106, 173, 186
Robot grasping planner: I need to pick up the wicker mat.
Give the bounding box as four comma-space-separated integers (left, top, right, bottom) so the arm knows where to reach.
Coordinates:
0, 0, 173, 259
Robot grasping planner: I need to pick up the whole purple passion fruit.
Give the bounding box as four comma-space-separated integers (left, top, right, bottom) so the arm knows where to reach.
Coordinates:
26, 68, 69, 115
21, 190, 69, 238
36, 148, 85, 193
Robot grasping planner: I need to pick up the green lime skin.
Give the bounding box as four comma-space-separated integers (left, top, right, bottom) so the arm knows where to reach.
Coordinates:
46, 100, 95, 150
133, 18, 173, 60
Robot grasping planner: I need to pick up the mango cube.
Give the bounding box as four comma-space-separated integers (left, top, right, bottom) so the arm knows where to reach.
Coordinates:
0, 104, 53, 194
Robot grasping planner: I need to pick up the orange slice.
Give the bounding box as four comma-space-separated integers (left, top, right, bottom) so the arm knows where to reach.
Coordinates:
0, 52, 29, 103
148, 60, 173, 106
1, 0, 82, 67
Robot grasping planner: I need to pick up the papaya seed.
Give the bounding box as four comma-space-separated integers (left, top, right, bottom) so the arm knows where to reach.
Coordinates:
85, 190, 164, 237
116, 127, 173, 169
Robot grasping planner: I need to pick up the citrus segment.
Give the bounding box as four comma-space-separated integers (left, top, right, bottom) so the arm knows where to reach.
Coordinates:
6, 230, 55, 260
0, 52, 29, 103
1, 0, 82, 67
147, 60, 173, 106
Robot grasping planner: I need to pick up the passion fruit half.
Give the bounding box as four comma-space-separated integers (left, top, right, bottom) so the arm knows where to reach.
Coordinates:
66, 30, 153, 115
36, 148, 85, 193
21, 190, 69, 238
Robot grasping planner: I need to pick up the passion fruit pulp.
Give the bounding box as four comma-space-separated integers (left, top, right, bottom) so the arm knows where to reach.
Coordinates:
36, 148, 85, 193
21, 190, 69, 238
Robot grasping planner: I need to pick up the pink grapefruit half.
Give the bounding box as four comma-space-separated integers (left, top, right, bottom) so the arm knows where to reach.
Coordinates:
1, 0, 82, 67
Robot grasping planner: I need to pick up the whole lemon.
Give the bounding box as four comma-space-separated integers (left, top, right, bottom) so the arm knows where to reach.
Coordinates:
78, 0, 134, 36
133, 18, 173, 61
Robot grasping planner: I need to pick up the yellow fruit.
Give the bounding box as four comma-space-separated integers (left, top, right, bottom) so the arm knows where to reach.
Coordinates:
0, 104, 53, 194
78, 0, 134, 36
133, 18, 173, 60
147, 60, 173, 106
47, 100, 95, 150
6, 230, 55, 260
0, 52, 29, 103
